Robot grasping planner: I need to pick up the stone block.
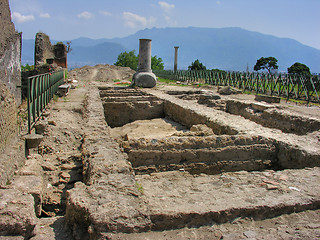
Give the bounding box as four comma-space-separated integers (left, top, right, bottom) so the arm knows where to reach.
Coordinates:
25, 134, 43, 149
198, 94, 221, 101
34, 121, 47, 134
251, 102, 275, 112
255, 94, 281, 103
18, 154, 43, 176
0, 189, 36, 238
218, 86, 242, 95
11, 175, 43, 217
132, 72, 157, 88
57, 84, 71, 97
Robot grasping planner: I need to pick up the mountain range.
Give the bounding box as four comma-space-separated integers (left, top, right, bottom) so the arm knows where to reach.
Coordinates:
22, 27, 320, 73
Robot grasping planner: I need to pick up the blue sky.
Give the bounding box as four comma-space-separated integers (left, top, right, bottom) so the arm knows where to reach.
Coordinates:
9, 0, 320, 50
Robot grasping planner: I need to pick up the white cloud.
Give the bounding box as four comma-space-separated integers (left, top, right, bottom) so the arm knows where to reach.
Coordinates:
158, 1, 175, 12
100, 11, 112, 16
123, 12, 147, 28
39, 13, 50, 18
77, 11, 94, 19
12, 12, 35, 23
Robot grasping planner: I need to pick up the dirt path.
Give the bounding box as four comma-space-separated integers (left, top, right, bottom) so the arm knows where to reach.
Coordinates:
29, 79, 88, 239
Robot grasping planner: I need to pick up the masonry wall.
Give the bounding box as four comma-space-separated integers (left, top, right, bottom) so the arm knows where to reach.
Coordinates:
0, 81, 18, 153
34, 33, 67, 68
0, 0, 20, 151
34, 32, 54, 67
0, 0, 22, 105
0, 0, 15, 56
0, 33, 22, 105
0, 0, 24, 184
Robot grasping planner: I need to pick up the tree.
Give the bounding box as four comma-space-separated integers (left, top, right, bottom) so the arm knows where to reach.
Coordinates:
115, 50, 138, 70
21, 64, 34, 72
254, 57, 278, 74
66, 41, 72, 53
188, 59, 206, 70
115, 51, 164, 71
151, 55, 164, 70
288, 62, 311, 76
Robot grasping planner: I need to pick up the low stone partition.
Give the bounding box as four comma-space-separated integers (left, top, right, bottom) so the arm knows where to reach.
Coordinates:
66, 86, 151, 239
225, 100, 320, 135
124, 135, 277, 174
100, 88, 164, 128
164, 100, 237, 135
100, 87, 237, 134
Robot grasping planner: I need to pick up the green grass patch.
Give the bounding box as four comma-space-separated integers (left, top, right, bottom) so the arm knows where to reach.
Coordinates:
53, 94, 59, 102
158, 78, 176, 84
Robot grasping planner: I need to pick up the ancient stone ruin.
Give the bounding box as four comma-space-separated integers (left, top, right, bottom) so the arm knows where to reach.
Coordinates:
0, 0, 319, 238
132, 39, 157, 88
34, 32, 67, 69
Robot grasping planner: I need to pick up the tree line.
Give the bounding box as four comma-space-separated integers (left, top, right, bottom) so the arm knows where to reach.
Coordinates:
115, 50, 313, 76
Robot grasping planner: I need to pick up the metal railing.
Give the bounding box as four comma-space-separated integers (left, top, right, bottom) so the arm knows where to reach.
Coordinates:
154, 70, 320, 103
27, 70, 65, 133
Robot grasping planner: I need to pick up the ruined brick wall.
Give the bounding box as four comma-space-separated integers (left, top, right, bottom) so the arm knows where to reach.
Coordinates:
34, 32, 54, 67
34, 33, 67, 68
0, 0, 22, 105
53, 43, 67, 68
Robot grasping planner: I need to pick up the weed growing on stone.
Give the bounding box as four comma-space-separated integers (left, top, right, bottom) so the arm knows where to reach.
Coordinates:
135, 182, 144, 194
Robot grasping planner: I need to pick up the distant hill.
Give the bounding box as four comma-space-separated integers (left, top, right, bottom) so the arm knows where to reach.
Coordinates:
22, 27, 320, 72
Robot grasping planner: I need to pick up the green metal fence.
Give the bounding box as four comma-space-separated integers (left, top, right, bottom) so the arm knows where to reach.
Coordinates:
154, 70, 320, 103
27, 70, 65, 133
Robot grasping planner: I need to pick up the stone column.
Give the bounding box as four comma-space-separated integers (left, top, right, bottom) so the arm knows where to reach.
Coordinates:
137, 39, 152, 72
132, 39, 157, 88
174, 46, 179, 72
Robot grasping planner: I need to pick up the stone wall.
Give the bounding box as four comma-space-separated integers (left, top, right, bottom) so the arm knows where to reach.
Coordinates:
0, 0, 20, 151
0, 0, 22, 105
34, 32, 54, 67
0, 33, 22, 105
0, 0, 24, 185
0, 82, 18, 154
0, 0, 15, 56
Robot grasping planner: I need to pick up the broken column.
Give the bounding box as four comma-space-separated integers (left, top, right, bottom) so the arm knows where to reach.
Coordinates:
174, 46, 179, 72
132, 39, 157, 88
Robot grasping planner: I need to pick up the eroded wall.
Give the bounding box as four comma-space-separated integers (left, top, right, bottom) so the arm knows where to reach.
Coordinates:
34, 33, 67, 68
0, 0, 22, 105
34, 32, 54, 67
0, 0, 20, 151
0, 0, 23, 184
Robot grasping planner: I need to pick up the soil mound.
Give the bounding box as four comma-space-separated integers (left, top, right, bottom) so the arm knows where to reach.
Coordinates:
69, 64, 135, 82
